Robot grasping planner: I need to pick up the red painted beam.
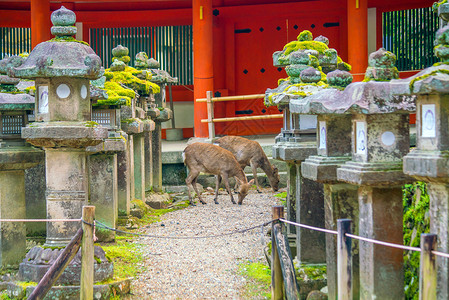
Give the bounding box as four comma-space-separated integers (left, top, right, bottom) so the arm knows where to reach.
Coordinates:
193, 0, 213, 138
31, 0, 51, 47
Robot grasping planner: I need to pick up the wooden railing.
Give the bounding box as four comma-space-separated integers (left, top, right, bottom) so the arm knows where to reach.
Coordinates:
196, 91, 283, 139
272, 205, 439, 300
28, 206, 96, 300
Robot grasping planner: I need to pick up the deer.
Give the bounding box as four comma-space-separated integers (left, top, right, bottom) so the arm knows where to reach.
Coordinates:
183, 142, 254, 205
214, 136, 280, 193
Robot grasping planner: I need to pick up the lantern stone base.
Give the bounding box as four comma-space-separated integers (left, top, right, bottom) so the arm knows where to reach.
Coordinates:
272, 141, 316, 162
18, 246, 113, 285
301, 155, 351, 183
403, 150, 449, 182
337, 161, 412, 186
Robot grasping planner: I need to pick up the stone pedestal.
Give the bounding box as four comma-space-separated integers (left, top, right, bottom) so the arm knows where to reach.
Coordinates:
25, 162, 46, 237
87, 138, 125, 242
151, 122, 163, 192
117, 144, 131, 216
357, 186, 404, 300
133, 133, 145, 200
273, 140, 326, 264
144, 130, 153, 191
45, 149, 89, 245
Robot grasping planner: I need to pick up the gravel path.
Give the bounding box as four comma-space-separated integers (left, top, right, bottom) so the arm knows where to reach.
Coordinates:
128, 188, 281, 299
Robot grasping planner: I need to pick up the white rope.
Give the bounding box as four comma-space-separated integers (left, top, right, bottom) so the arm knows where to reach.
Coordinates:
279, 218, 338, 235
432, 250, 449, 259
346, 233, 421, 252
0, 219, 82, 222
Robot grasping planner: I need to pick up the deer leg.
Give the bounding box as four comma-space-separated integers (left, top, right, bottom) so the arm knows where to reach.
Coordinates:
214, 175, 222, 204
185, 171, 199, 206
222, 174, 236, 204
250, 161, 262, 193
192, 176, 206, 205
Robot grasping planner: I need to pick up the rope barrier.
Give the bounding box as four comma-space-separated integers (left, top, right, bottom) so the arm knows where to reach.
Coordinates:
0, 218, 81, 222
346, 233, 421, 252
95, 220, 274, 240
432, 250, 449, 259
279, 218, 338, 235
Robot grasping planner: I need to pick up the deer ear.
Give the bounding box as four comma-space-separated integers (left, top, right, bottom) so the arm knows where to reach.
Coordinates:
248, 179, 255, 185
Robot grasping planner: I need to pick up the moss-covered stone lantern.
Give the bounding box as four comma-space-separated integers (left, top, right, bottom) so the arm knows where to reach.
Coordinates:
134, 51, 177, 193
334, 48, 415, 299
403, 21, 449, 297
9, 6, 108, 247
290, 69, 360, 299
265, 30, 351, 265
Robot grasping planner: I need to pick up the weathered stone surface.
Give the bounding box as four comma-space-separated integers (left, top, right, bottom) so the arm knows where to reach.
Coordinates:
19, 245, 113, 284
86, 138, 126, 153
301, 156, 351, 183
145, 193, 171, 209
22, 122, 108, 148
272, 141, 316, 162
121, 118, 144, 134
0, 92, 34, 110
89, 153, 118, 242
0, 147, 43, 170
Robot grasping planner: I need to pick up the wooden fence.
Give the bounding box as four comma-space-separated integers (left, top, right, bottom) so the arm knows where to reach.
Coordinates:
270, 206, 439, 300
196, 91, 283, 140
28, 206, 96, 300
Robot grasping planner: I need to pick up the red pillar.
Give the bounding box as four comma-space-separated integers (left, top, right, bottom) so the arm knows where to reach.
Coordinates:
347, 0, 368, 82
193, 0, 214, 138
31, 0, 51, 48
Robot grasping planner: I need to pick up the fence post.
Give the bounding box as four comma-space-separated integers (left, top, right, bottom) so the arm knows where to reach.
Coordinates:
81, 206, 95, 300
337, 219, 352, 300
206, 91, 215, 140
271, 206, 284, 300
419, 234, 437, 300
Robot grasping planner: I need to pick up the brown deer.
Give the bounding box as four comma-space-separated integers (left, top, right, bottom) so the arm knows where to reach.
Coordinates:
183, 142, 254, 205
214, 136, 280, 193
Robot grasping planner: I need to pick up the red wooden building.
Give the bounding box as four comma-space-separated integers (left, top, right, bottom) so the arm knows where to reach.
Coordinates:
0, 0, 435, 138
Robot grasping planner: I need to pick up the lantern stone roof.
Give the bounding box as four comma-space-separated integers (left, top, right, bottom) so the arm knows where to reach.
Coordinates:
0, 93, 34, 111
9, 6, 103, 80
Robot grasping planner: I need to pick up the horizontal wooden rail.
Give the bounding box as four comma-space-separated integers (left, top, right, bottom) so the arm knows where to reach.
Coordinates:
201, 114, 283, 123
196, 93, 265, 103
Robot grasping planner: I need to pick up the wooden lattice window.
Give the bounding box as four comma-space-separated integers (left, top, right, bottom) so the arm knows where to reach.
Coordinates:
92, 109, 116, 127
1, 114, 24, 135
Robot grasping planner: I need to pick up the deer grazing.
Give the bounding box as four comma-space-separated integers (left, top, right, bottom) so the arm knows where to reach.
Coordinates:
183, 142, 254, 205
214, 136, 280, 193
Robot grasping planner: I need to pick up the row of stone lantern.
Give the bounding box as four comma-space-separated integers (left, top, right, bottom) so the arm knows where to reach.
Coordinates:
0, 7, 175, 292
266, 6, 449, 299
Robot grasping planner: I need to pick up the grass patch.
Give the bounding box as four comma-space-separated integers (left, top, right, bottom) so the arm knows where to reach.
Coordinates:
274, 191, 287, 207
101, 237, 144, 279
239, 262, 271, 299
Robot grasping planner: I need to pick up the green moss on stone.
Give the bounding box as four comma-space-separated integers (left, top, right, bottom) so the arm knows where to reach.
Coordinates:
433, 0, 448, 12
409, 68, 449, 91
283, 40, 329, 56
84, 121, 99, 127
297, 30, 313, 42
403, 182, 430, 299
104, 67, 160, 95
49, 36, 89, 46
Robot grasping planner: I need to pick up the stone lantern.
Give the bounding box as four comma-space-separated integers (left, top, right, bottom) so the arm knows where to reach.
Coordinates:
9, 6, 108, 246
87, 83, 127, 242
135, 52, 176, 192
290, 69, 360, 299
265, 30, 351, 264
0, 56, 43, 267
402, 22, 449, 298
335, 48, 415, 299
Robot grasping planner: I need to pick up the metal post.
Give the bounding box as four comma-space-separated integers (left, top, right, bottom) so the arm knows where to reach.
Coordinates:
206, 91, 215, 140
81, 206, 95, 300
272, 206, 284, 300
337, 219, 352, 300
419, 234, 437, 300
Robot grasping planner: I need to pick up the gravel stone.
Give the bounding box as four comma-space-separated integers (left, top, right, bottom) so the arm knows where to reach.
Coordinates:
126, 188, 282, 299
